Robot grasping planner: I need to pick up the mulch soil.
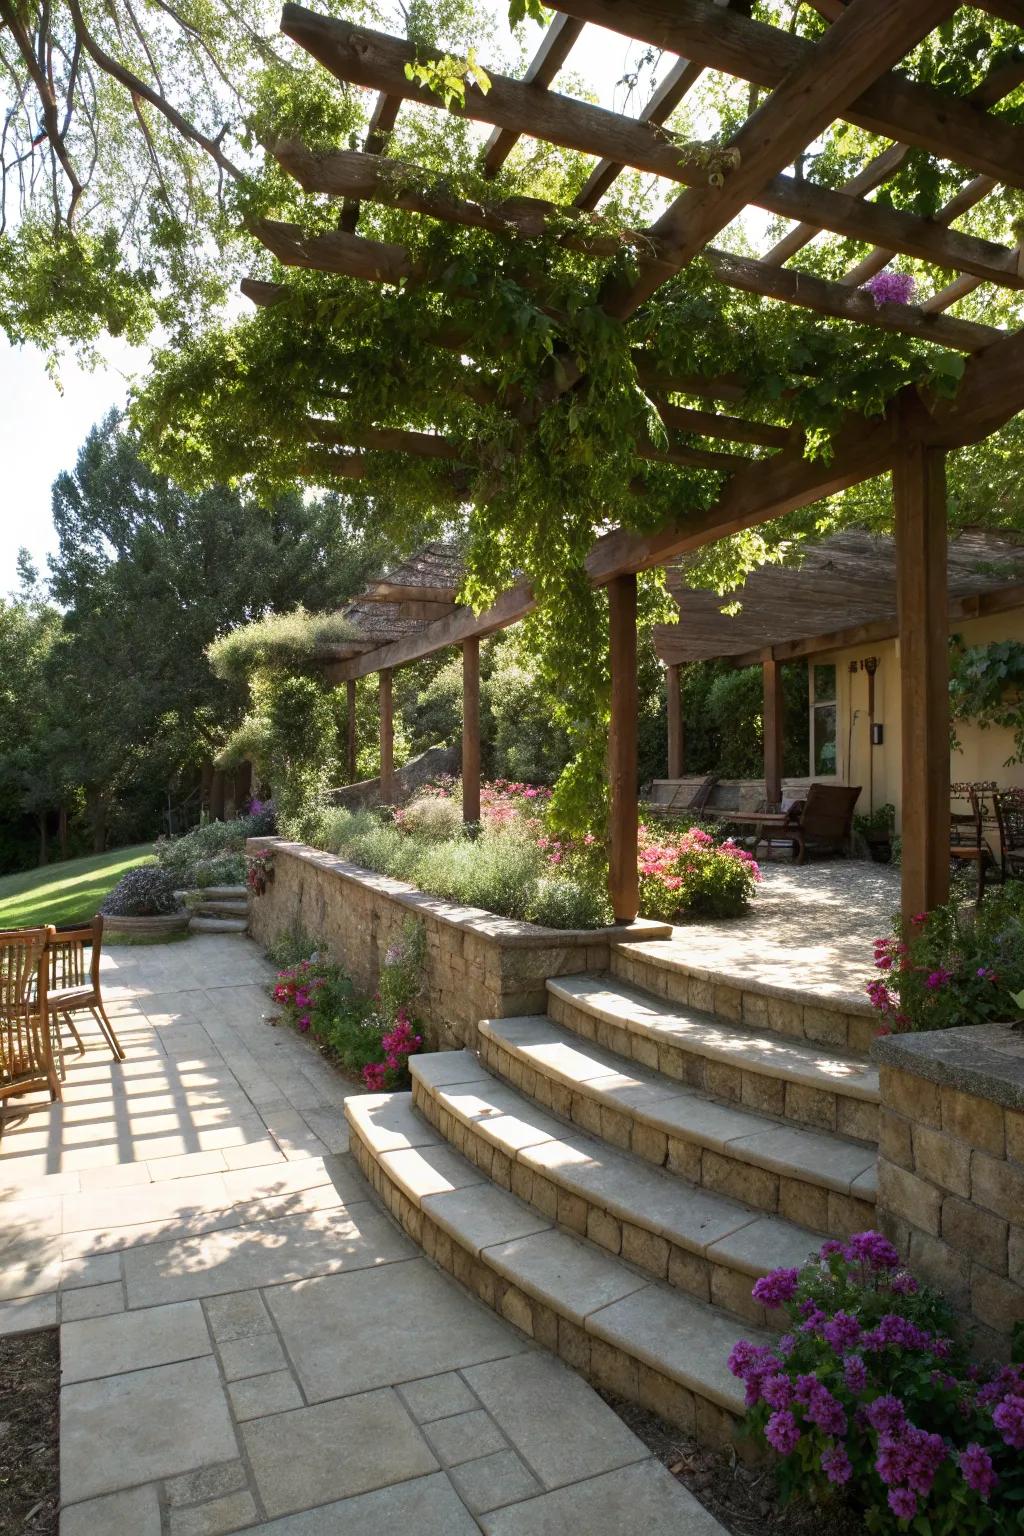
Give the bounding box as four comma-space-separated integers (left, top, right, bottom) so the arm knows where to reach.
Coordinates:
0, 1329, 59, 1536
602, 1390, 866, 1535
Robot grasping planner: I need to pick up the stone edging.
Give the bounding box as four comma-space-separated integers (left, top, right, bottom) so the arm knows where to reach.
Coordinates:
245, 837, 672, 947
873, 1023, 1024, 1112
102, 911, 191, 936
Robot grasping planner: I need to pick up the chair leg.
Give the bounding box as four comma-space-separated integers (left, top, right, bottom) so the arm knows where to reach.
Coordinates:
63, 1013, 86, 1056
93, 1004, 126, 1062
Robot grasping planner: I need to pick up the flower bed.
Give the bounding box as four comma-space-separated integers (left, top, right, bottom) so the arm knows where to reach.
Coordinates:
729, 1232, 1024, 1533
303, 778, 760, 929
270, 919, 424, 1090
867, 882, 1024, 1031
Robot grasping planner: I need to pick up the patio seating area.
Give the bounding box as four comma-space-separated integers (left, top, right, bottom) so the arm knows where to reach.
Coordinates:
0, 934, 722, 1536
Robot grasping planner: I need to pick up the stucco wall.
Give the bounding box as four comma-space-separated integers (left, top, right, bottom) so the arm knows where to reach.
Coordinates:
246, 837, 669, 1052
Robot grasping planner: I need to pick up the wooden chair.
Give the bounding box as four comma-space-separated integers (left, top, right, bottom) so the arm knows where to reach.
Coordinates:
0, 926, 60, 1104
645, 774, 719, 822
994, 788, 1024, 882
47, 915, 125, 1067
950, 781, 998, 905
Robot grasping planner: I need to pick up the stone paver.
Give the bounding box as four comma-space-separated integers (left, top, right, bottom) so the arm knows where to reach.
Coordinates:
0, 934, 726, 1535
665, 860, 900, 1006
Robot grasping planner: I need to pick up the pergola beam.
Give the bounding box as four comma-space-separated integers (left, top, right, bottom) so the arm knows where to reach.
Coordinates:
604, 0, 958, 317
543, 0, 1024, 187
704, 248, 1002, 354
574, 54, 704, 212
482, 13, 583, 176
273, 141, 1024, 302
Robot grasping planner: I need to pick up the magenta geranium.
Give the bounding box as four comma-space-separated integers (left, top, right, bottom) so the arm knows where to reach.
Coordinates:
728, 1232, 1024, 1532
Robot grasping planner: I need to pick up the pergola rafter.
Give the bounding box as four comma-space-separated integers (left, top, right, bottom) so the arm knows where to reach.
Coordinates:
247, 0, 1024, 922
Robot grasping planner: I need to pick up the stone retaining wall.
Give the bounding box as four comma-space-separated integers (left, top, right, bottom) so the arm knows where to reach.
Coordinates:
246, 837, 669, 1052
874, 1023, 1024, 1360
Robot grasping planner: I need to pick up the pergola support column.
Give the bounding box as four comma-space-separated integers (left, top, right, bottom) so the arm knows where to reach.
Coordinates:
379, 668, 395, 804
762, 655, 784, 808
666, 662, 684, 779
894, 442, 949, 921
462, 637, 481, 823
608, 574, 639, 923
346, 679, 358, 782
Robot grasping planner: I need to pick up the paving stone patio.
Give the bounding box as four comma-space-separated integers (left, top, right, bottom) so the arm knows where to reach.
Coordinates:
0, 933, 725, 1535
669, 858, 901, 1007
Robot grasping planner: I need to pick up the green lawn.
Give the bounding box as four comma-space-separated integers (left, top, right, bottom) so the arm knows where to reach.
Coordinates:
0, 844, 156, 929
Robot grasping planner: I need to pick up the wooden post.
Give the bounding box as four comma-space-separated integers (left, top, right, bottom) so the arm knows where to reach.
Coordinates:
762, 655, 784, 808
666, 662, 684, 779
346, 679, 358, 782
379, 669, 395, 803
608, 574, 639, 923
462, 638, 481, 823
895, 443, 949, 921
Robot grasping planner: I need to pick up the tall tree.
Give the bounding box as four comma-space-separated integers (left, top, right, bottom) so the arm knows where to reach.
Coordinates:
45, 412, 394, 849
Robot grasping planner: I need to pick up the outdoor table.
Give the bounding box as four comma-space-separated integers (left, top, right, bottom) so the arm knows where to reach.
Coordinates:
703, 808, 802, 863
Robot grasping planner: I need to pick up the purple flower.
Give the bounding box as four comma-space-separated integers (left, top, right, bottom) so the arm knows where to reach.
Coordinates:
926, 967, 953, 989
843, 1231, 900, 1271
844, 1355, 868, 1395
993, 1393, 1024, 1449
819, 1239, 844, 1259
888, 1487, 918, 1520
800, 1305, 827, 1336
864, 270, 917, 307
806, 1383, 847, 1438
765, 1409, 801, 1456
752, 1266, 800, 1309
823, 1311, 862, 1355
960, 1442, 998, 1499
778, 1333, 797, 1358
867, 1395, 907, 1435
821, 1443, 853, 1486
876, 1425, 946, 1499
890, 1271, 919, 1296
762, 1372, 795, 1410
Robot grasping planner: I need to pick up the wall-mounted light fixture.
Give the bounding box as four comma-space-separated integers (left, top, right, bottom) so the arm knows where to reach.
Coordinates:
871, 723, 884, 746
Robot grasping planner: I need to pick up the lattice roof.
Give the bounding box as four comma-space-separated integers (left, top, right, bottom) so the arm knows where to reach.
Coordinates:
655, 528, 1024, 663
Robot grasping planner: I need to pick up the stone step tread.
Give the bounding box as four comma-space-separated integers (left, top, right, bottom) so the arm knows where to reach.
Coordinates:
194, 898, 249, 913
345, 1091, 753, 1416
548, 974, 879, 1102
412, 1051, 823, 1275
480, 1016, 877, 1201
613, 938, 875, 1019
188, 916, 249, 933
199, 885, 248, 900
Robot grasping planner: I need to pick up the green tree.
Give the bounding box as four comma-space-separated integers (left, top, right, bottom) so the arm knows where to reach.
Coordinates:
44, 413, 393, 849
0, 581, 64, 871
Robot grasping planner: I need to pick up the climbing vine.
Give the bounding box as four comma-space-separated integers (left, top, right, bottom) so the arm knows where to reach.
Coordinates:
950, 638, 1024, 765
127, 0, 1024, 837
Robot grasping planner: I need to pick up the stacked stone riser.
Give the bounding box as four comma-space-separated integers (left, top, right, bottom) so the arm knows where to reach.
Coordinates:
476, 1025, 876, 1239
611, 944, 878, 1056
411, 1074, 812, 1329
546, 982, 879, 1142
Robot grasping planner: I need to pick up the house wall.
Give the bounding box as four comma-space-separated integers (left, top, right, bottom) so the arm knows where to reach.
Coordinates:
816, 609, 1024, 831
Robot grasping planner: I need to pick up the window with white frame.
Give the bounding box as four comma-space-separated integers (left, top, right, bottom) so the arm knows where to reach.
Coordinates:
811, 664, 838, 778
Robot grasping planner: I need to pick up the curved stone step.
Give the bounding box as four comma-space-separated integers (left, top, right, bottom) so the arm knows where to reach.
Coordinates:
547, 974, 879, 1142
194, 899, 249, 918
479, 1015, 876, 1238
612, 939, 878, 1056
188, 915, 248, 934
199, 885, 248, 900
346, 1090, 759, 1446
411, 1051, 822, 1326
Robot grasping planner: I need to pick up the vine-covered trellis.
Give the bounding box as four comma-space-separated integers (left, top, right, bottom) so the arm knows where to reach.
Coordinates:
139, 0, 1024, 923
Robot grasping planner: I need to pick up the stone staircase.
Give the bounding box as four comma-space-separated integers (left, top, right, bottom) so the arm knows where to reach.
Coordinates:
345, 936, 880, 1449
187, 884, 249, 935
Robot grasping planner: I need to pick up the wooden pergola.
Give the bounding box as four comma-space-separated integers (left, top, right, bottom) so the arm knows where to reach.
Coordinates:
248, 0, 1024, 924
